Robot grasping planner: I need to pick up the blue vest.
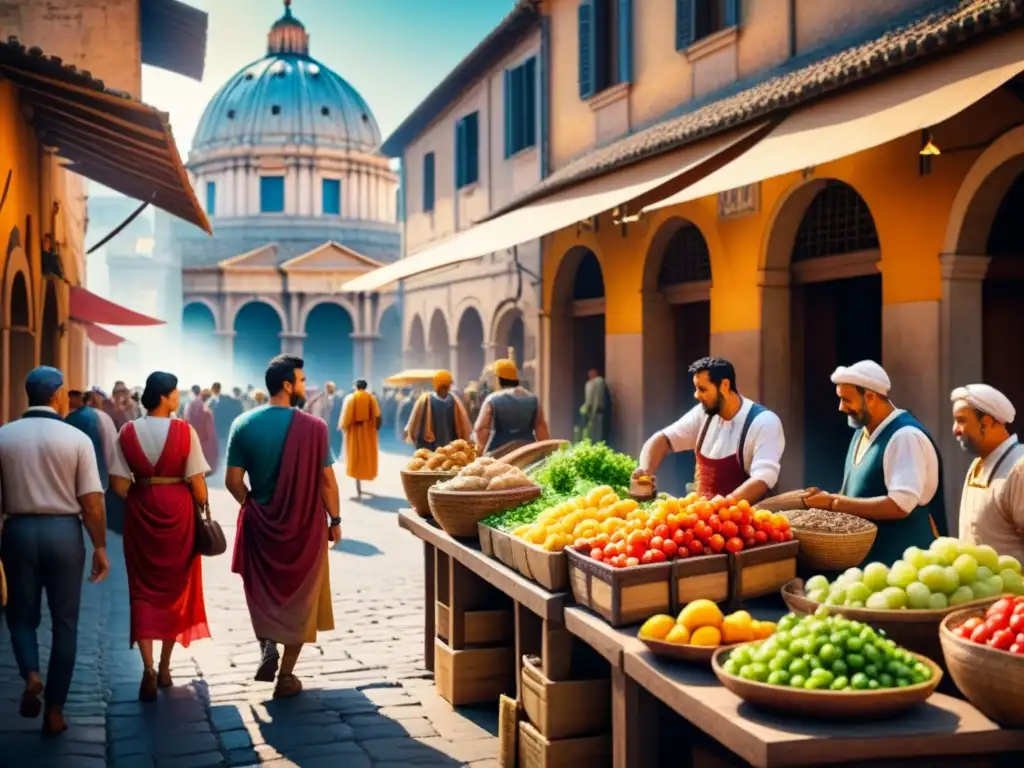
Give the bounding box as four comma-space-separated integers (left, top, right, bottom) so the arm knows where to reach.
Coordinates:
416, 394, 456, 451
840, 411, 946, 565
64, 406, 108, 487
485, 389, 539, 452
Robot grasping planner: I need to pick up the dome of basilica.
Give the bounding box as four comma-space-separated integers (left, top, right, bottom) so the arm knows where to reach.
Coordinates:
191, 1, 382, 155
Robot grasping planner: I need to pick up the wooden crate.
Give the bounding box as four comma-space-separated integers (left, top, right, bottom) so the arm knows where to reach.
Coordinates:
522, 543, 569, 592
511, 536, 533, 579
565, 548, 673, 628
436, 603, 514, 646
479, 522, 494, 556
491, 528, 518, 570
673, 554, 730, 609
434, 637, 514, 706
517, 720, 611, 768
520, 655, 610, 740
729, 540, 800, 602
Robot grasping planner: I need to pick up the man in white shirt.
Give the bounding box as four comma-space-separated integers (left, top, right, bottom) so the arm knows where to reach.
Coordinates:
634, 357, 785, 503
0, 367, 108, 736
950, 383, 1024, 562
804, 360, 946, 565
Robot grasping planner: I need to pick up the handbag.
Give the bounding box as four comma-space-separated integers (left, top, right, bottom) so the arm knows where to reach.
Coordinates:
194, 501, 227, 557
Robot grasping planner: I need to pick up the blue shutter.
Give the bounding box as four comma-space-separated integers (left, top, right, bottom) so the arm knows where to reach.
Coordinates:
455, 119, 466, 188
675, 0, 693, 50
422, 153, 435, 212
617, 0, 632, 84
503, 68, 513, 159
524, 57, 537, 150
724, 0, 740, 27
578, 1, 594, 99
205, 181, 216, 216
468, 113, 479, 185
322, 179, 341, 215
259, 176, 284, 213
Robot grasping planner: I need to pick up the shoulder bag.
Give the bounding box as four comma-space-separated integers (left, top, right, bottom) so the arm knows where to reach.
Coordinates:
195, 500, 227, 557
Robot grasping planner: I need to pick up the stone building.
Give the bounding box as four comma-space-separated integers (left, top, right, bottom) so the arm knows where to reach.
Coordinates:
174, 1, 402, 391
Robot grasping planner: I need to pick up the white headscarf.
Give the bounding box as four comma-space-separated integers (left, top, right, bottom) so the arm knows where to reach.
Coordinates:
950, 384, 1015, 424
830, 360, 891, 396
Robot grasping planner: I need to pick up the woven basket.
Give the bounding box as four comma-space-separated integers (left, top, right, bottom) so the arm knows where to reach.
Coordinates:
779, 509, 877, 571
756, 489, 810, 512
400, 470, 456, 517
940, 601, 1024, 727
502, 439, 570, 470
428, 484, 542, 538
485, 440, 530, 459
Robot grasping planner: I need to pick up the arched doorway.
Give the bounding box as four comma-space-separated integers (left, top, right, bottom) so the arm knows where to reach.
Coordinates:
233, 302, 283, 389
304, 302, 355, 390
374, 304, 403, 389
548, 247, 605, 442
786, 180, 882, 492
406, 314, 426, 369
428, 309, 450, 372
456, 307, 485, 386
40, 280, 60, 368
494, 307, 528, 379
183, 302, 217, 340
9, 273, 34, 417
642, 219, 712, 496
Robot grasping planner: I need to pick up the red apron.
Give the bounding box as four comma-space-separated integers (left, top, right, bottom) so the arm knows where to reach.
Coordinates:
693, 402, 765, 499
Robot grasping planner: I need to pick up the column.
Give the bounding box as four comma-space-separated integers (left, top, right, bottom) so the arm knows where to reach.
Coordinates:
248, 165, 260, 214
285, 160, 299, 216
214, 330, 237, 384
939, 254, 990, 534
350, 334, 373, 382
298, 161, 312, 216
1, 326, 10, 425
279, 331, 306, 357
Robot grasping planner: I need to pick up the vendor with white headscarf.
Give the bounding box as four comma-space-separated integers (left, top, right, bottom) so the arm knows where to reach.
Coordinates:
951, 383, 1024, 562
803, 360, 946, 565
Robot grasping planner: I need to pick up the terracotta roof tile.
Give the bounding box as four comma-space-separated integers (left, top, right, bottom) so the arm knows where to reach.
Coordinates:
499, 0, 1024, 214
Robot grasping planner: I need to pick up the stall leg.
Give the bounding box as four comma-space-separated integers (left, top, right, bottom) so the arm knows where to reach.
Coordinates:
612, 668, 659, 768
514, 603, 542, 700
541, 619, 574, 682
424, 541, 435, 672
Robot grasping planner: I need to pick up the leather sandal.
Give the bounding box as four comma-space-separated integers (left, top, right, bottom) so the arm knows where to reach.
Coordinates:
19, 679, 44, 719
272, 674, 302, 699
139, 668, 158, 702
157, 666, 173, 689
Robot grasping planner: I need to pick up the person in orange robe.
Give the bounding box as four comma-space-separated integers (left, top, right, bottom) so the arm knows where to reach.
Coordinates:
109, 372, 212, 701
340, 379, 381, 498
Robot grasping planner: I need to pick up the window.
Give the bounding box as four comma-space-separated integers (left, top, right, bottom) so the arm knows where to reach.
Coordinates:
455, 112, 480, 189
578, 0, 632, 100
260, 176, 285, 213
422, 153, 436, 212
322, 178, 341, 215
504, 57, 537, 157
676, 0, 739, 51
205, 181, 216, 216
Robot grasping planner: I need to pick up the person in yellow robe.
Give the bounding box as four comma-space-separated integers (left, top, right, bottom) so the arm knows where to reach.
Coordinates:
339, 379, 381, 498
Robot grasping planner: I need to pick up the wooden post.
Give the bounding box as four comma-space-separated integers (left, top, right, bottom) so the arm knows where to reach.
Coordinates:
424, 541, 435, 672
514, 603, 543, 700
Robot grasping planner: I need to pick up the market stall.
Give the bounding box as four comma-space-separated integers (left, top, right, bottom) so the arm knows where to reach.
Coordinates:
397, 440, 1024, 767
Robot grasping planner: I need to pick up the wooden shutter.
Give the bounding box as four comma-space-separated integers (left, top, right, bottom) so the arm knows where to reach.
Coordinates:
578, 0, 595, 99
455, 119, 466, 188
467, 113, 479, 185
524, 57, 537, 150
503, 68, 513, 159
675, 0, 694, 50
617, 0, 632, 84
423, 153, 435, 211
724, 0, 740, 27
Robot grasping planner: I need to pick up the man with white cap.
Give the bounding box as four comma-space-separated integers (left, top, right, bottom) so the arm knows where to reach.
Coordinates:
951, 384, 1024, 562
803, 360, 946, 565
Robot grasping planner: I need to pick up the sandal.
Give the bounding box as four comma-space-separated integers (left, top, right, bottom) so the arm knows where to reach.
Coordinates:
272, 674, 302, 699
41, 709, 68, 738
139, 668, 158, 702
157, 666, 173, 689
255, 643, 279, 683
19, 679, 44, 719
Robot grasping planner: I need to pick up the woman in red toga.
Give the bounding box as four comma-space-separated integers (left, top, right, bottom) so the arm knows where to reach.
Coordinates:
109, 372, 212, 701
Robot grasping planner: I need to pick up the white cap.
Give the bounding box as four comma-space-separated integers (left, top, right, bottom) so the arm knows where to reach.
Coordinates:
951, 383, 1015, 425
831, 360, 891, 396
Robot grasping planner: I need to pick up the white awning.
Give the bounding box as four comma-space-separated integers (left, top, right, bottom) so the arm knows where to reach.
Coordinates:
646, 27, 1024, 212
342, 123, 769, 292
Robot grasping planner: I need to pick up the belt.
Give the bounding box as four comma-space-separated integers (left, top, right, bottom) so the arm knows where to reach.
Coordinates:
135, 477, 186, 486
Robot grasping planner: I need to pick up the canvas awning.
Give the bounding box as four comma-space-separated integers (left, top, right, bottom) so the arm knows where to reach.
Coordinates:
79, 322, 126, 347
646, 27, 1024, 212
383, 369, 440, 387
0, 39, 210, 233
70, 287, 164, 327
342, 123, 771, 292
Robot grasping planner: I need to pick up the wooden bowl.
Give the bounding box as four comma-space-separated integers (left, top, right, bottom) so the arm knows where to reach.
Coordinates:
939, 601, 1024, 727
400, 470, 456, 517
428, 484, 542, 538
781, 579, 993, 667
779, 510, 877, 571
640, 637, 739, 663
712, 646, 943, 719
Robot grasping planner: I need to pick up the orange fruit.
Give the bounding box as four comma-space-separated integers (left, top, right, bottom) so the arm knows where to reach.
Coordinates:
689, 626, 722, 646
752, 620, 777, 640
721, 611, 755, 644
665, 624, 691, 644
677, 599, 724, 632
639, 614, 676, 640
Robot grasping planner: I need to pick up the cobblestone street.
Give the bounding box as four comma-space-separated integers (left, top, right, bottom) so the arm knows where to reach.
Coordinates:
0, 450, 499, 767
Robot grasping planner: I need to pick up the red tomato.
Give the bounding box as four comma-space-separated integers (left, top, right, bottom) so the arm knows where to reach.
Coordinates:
1017, 632, 1024, 645
654, 524, 670, 539
640, 550, 655, 565
649, 549, 667, 563
650, 536, 665, 551
970, 623, 994, 644
703, 546, 714, 556
626, 556, 641, 568
709, 534, 726, 553
574, 538, 590, 553
627, 530, 647, 548
708, 516, 723, 534
694, 522, 713, 542
592, 535, 610, 549
988, 599, 1014, 620
662, 539, 678, 558
990, 628, 1015, 651
721, 521, 739, 539
629, 542, 647, 560
986, 615, 1009, 634
961, 617, 984, 633
682, 512, 699, 529
1013, 600, 1024, 615
673, 529, 687, 546
1011, 643, 1024, 654
738, 509, 753, 526
590, 548, 604, 561
687, 539, 704, 556
739, 524, 755, 540
769, 530, 785, 543
725, 537, 744, 554
613, 555, 628, 568
754, 530, 769, 545
676, 543, 690, 559
782, 530, 794, 541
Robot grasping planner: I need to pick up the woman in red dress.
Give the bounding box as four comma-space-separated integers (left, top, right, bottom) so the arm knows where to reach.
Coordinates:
109, 372, 212, 701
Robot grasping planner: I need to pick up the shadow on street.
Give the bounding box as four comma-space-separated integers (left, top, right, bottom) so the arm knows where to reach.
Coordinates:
332, 538, 383, 558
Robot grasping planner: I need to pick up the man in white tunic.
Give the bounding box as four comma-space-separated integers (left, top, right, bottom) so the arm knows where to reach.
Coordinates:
951, 384, 1024, 562
804, 360, 946, 565
634, 357, 785, 503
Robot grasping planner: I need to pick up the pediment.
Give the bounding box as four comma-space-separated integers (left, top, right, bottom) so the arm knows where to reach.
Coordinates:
280, 241, 382, 272
218, 243, 280, 269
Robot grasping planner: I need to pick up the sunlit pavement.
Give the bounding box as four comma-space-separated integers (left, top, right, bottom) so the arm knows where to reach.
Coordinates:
0, 447, 499, 767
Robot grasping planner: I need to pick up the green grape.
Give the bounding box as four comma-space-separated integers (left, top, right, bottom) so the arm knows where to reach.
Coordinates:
851, 673, 870, 690
845, 653, 865, 670
867, 679, 880, 690
767, 670, 790, 686
723, 659, 740, 676
879, 673, 894, 688
788, 658, 810, 677
845, 636, 864, 653
864, 664, 879, 679
830, 676, 850, 691
818, 643, 840, 664
789, 674, 807, 688
831, 659, 849, 677
748, 663, 770, 682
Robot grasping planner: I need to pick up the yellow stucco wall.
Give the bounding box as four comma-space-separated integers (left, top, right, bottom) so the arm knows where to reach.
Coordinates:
0, 79, 41, 291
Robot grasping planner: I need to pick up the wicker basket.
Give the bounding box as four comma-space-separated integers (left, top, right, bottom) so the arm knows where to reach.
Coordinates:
400, 470, 456, 517
940, 601, 1024, 727
428, 484, 543, 538
755, 489, 810, 512
502, 439, 570, 470
779, 509, 877, 571
485, 440, 530, 459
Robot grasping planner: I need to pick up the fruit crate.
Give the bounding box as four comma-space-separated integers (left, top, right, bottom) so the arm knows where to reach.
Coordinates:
729, 540, 799, 603
673, 554, 730, 608
434, 637, 514, 706
565, 548, 674, 627
435, 603, 513, 647
520, 655, 610, 740
489, 527, 518, 570
517, 720, 611, 768
508, 536, 569, 592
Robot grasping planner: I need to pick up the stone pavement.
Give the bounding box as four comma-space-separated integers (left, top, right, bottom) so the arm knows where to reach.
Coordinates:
0, 449, 499, 767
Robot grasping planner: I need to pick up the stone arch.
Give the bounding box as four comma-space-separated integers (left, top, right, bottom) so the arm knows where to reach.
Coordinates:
233, 301, 284, 389
7, 271, 34, 419
455, 305, 486, 387
298, 295, 358, 333
492, 303, 526, 363
427, 308, 451, 371
642, 217, 714, 495
183, 297, 221, 331
761, 177, 882, 493
373, 302, 403, 389
40, 280, 60, 368
303, 301, 355, 390
183, 301, 218, 338
406, 313, 426, 368
3, 233, 34, 328
227, 295, 288, 334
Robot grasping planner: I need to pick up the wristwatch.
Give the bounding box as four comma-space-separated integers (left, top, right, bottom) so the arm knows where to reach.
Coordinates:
329, 516, 342, 527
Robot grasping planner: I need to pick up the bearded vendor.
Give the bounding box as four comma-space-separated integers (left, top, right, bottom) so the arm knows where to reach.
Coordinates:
950, 383, 1024, 563
633, 356, 785, 503
803, 360, 947, 565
